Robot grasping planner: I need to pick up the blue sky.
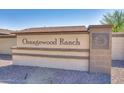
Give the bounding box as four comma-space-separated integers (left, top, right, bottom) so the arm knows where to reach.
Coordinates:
0, 9, 115, 30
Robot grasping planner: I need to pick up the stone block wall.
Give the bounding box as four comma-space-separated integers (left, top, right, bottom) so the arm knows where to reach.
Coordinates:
88, 25, 112, 74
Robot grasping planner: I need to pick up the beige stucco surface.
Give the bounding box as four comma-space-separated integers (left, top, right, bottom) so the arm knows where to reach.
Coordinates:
112, 37, 124, 60
12, 49, 89, 57
13, 55, 89, 71
17, 34, 89, 49
0, 38, 16, 54
13, 33, 89, 71
89, 26, 112, 74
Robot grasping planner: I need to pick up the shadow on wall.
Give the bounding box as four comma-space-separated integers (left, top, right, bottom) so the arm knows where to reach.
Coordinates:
112, 60, 124, 68
0, 54, 12, 60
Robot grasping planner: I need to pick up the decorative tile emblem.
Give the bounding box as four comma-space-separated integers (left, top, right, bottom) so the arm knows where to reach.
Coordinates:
92, 33, 109, 49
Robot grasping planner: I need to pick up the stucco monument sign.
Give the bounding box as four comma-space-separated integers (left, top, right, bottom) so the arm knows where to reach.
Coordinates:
12, 25, 112, 74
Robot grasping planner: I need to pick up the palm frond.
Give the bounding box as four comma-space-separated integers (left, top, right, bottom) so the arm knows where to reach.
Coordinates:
100, 10, 124, 32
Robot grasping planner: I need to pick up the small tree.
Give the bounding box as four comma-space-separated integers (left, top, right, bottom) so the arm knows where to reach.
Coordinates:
100, 10, 124, 32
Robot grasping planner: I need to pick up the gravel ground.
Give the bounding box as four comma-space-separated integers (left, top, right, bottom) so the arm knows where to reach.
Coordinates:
0, 54, 110, 84
112, 60, 124, 84
0, 65, 110, 84
111, 67, 124, 84
27, 67, 110, 84
1, 56, 124, 84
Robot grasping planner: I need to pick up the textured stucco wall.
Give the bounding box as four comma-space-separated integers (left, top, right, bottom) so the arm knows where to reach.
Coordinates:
12, 25, 112, 74
12, 33, 89, 71
12, 55, 89, 71
17, 34, 89, 49
0, 37, 16, 54
112, 32, 124, 60
89, 26, 112, 74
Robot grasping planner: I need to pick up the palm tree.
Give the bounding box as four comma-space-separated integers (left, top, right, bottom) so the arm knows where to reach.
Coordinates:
100, 10, 124, 32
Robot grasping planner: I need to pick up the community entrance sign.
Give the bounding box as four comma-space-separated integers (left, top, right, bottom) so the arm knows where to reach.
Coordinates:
12, 25, 112, 74
22, 38, 80, 46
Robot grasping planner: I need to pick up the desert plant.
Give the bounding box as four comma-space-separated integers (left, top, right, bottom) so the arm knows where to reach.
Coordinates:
100, 10, 124, 32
